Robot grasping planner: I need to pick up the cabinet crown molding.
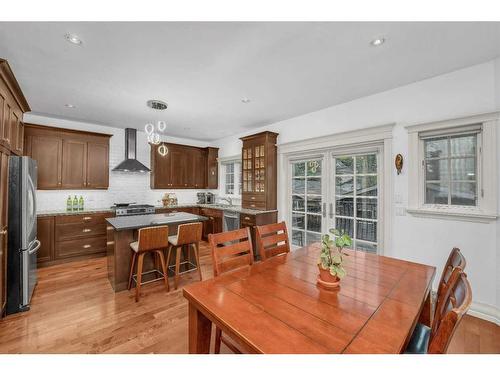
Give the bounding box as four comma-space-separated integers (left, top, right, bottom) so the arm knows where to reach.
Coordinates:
0, 58, 30, 112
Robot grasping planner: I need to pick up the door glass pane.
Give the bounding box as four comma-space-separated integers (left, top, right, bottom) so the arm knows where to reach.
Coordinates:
292, 195, 305, 212
292, 213, 305, 229
426, 182, 449, 204
356, 198, 377, 219
356, 241, 377, 254
291, 230, 304, 246
307, 177, 321, 195
356, 155, 377, 174
356, 176, 377, 196
307, 160, 321, 176
336, 176, 354, 195
335, 217, 354, 238
451, 182, 476, 206
292, 178, 305, 194
335, 157, 353, 174
356, 220, 377, 242
306, 232, 321, 246
306, 214, 322, 233
335, 197, 354, 216
306, 197, 322, 214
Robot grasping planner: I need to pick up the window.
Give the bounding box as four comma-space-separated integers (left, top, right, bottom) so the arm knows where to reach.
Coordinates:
221, 161, 242, 196
407, 112, 498, 222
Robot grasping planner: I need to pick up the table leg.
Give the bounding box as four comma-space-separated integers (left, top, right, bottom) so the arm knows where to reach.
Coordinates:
418, 289, 432, 327
188, 302, 212, 354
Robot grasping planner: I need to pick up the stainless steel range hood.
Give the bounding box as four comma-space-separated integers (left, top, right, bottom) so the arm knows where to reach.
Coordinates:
112, 128, 151, 173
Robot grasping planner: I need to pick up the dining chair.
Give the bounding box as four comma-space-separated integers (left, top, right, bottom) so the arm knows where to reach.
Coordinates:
208, 227, 254, 353
128, 225, 170, 302
166, 222, 203, 290
255, 221, 290, 261
436, 247, 466, 307
405, 267, 472, 354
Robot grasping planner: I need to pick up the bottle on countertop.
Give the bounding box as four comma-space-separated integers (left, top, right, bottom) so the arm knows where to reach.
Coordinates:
66, 195, 73, 212
79, 196, 84, 211
73, 196, 78, 211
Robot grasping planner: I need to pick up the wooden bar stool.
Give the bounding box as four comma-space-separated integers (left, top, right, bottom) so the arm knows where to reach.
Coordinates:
128, 225, 170, 302
166, 222, 203, 290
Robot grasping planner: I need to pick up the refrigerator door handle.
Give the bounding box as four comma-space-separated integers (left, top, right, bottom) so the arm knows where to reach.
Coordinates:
26, 239, 41, 255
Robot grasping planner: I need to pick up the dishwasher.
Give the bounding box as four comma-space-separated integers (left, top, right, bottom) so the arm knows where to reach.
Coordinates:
223, 210, 240, 232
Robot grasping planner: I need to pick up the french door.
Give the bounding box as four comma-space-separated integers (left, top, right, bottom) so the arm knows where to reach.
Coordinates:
289, 150, 381, 253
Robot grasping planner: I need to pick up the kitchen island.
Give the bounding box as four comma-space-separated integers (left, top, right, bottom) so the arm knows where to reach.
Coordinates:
106, 212, 208, 292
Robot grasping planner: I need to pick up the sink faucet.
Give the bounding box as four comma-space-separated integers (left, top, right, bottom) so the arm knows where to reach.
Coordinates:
219, 197, 233, 206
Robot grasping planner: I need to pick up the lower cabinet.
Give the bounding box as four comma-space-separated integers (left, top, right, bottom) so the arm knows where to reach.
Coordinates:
200, 208, 223, 240
37, 212, 111, 267
240, 211, 278, 260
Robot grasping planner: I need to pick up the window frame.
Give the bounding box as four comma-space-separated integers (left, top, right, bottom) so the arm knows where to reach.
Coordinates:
407, 112, 498, 223
219, 156, 242, 198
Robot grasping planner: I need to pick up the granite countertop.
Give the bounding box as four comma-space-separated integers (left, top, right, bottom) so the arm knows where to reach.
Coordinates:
36, 203, 277, 217
37, 207, 114, 217
106, 212, 208, 231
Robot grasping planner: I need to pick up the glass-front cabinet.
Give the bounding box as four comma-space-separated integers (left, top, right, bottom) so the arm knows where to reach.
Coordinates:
240, 131, 278, 210
289, 151, 380, 253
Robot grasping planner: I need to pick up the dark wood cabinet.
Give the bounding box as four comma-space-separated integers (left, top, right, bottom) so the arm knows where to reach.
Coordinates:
207, 147, 218, 189
200, 207, 223, 240
150, 143, 218, 189
240, 211, 278, 260
86, 142, 109, 188
24, 124, 111, 190
240, 131, 278, 210
37, 216, 54, 264
62, 139, 87, 189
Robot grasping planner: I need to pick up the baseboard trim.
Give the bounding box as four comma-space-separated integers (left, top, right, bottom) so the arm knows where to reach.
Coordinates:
468, 302, 500, 325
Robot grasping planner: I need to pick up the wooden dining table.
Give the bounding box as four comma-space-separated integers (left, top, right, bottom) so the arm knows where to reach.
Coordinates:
183, 243, 436, 354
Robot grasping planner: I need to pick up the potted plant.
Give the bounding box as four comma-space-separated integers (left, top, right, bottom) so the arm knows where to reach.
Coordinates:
317, 228, 352, 290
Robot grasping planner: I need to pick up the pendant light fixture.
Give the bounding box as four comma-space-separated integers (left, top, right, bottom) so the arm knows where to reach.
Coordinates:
145, 100, 169, 156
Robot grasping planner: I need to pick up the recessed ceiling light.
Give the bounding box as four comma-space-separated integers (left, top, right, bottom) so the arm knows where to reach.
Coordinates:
65, 33, 83, 46
241, 97, 251, 104
64, 103, 76, 108
370, 37, 385, 47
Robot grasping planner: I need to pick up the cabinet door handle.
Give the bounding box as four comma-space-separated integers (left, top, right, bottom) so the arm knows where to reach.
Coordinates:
251, 196, 255, 200
0, 229, 7, 235
83, 244, 91, 249
83, 217, 92, 221
250, 204, 255, 208
83, 229, 91, 233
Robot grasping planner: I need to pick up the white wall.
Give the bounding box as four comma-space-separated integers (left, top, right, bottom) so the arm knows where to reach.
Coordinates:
25, 114, 217, 211
214, 59, 500, 319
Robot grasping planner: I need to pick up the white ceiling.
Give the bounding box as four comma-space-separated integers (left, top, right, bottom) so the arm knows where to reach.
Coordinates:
1, 22, 500, 141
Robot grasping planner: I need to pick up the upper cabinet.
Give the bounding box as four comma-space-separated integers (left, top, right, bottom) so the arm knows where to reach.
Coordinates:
24, 124, 111, 190
150, 143, 218, 189
240, 131, 278, 210
0, 58, 30, 155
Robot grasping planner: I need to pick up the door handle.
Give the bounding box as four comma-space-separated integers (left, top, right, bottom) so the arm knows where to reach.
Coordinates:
322, 203, 326, 218
329, 203, 333, 219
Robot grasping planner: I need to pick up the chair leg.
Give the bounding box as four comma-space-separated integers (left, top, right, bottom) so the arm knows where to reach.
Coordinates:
156, 250, 170, 292
193, 242, 202, 281
128, 252, 137, 290
166, 244, 172, 274
214, 327, 222, 354
135, 253, 145, 302
174, 246, 181, 290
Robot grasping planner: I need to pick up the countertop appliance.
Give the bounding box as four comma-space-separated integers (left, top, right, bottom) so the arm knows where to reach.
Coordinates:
206, 192, 215, 204
7, 156, 40, 314
197, 192, 207, 204
223, 210, 240, 232
113, 204, 155, 216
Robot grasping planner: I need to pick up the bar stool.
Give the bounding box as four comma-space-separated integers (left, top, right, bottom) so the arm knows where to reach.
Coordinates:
128, 225, 170, 302
166, 222, 203, 289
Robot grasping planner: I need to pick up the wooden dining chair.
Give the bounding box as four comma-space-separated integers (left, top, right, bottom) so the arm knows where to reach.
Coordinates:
255, 221, 290, 261
166, 222, 203, 290
405, 267, 472, 354
208, 227, 254, 353
128, 225, 170, 302
436, 247, 466, 306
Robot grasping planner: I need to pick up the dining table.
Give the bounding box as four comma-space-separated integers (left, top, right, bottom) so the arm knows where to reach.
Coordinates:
183, 243, 436, 354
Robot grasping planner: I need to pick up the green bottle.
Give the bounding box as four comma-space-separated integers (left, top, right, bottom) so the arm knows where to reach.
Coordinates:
73, 196, 78, 212
79, 196, 84, 211
66, 196, 72, 212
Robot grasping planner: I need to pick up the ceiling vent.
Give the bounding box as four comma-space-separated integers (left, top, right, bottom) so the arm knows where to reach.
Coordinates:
147, 99, 168, 110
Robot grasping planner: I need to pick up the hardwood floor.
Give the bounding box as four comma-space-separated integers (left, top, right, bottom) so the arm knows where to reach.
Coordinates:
0, 242, 498, 354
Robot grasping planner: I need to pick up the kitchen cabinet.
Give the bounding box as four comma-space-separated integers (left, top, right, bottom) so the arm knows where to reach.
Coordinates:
150, 142, 218, 189
37, 216, 54, 264
200, 207, 223, 240
24, 124, 112, 190
240, 131, 278, 210
240, 211, 278, 260
206, 147, 218, 189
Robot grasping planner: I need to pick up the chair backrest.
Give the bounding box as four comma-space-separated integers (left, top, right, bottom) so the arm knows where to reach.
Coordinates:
429, 267, 472, 354
437, 248, 466, 305
255, 221, 290, 261
176, 222, 203, 246
208, 227, 254, 277
137, 225, 169, 252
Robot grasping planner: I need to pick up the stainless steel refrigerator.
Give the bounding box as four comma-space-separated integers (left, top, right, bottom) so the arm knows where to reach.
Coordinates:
6, 156, 39, 314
